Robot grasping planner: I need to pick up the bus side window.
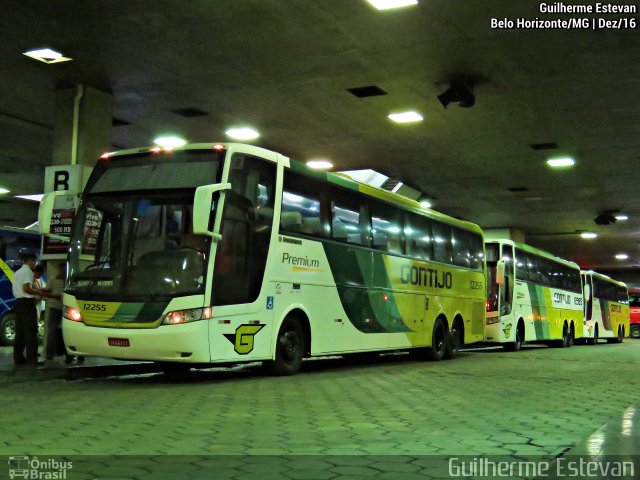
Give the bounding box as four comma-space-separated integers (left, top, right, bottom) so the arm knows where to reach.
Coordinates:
404, 213, 433, 262
432, 222, 453, 265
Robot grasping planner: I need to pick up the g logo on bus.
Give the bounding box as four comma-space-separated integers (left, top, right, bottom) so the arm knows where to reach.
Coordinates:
224, 324, 265, 355
503, 323, 512, 338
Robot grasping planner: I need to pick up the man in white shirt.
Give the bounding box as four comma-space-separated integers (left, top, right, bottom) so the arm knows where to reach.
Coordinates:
12, 253, 46, 366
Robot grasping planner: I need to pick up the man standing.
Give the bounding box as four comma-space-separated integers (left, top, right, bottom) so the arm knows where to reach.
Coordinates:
12, 253, 46, 366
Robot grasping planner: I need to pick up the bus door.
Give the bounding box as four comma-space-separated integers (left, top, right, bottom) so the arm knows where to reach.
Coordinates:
500, 244, 514, 316
582, 273, 593, 322
208, 149, 278, 360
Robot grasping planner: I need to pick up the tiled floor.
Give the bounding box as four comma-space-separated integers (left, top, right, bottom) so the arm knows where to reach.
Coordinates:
0, 341, 638, 478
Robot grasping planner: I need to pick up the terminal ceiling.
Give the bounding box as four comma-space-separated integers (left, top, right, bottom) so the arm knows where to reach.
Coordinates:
1, 0, 639, 270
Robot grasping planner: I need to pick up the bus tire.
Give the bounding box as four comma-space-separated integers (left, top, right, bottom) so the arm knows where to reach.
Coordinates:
561, 322, 570, 348
588, 326, 599, 345
445, 318, 463, 359
0, 312, 16, 346
568, 322, 575, 347
426, 318, 447, 361
617, 326, 624, 343
504, 319, 524, 352
630, 324, 640, 339
264, 316, 305, 376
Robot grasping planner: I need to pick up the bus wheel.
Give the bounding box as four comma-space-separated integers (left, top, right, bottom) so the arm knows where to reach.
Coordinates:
568, 322, 575, 347
617, 326, 624, 343
631, 324, 640, 339
557, 323, 570, 348
265, 317, 305, 375
445, 319, 463, 359
0, 313, 16, 346
504, 320, 524, 352
588, 326, 599, 345
426, 318, 447, 361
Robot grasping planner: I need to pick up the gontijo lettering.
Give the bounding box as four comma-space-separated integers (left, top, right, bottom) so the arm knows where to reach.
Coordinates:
282, 252, 320, 268
400, 265, 453, 289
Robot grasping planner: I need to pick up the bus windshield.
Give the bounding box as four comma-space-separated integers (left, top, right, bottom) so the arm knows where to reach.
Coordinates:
66, 150, 222, 301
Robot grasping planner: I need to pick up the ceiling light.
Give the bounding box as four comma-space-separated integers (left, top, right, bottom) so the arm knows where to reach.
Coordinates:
615, 253, 629, 260
581, 232, 597, 239
391, 182, 404, 193
0, 187, 9, 195
15, 194, 44, 202
388, 111, 423, 124
225, 127, 260, 140
615, 215, 628, 221
419, 200, 432, 209
366, 0, 418, 10
306, 160, 333, 170
23, 48, 72, 64
153, 136, 187, 148
547, 157, 575, 168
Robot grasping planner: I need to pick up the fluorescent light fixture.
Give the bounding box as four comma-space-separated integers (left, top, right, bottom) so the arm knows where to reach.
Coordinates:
546, 157, 575, 168
581, 232, 597, 239
388, 111, 423, 124
615, 215, 628, 221
615, 253, 629, 260
225, 127, 260, 140
0, 187, 9, 195
306, 160, 333, 170
391, 182, 404, 193
153, 136, 187, 148
16, 193, 44, 202
367, 0, 419, 10
24, 221, 38, 230
23, 48, 72, 64
420, 200, 432, 209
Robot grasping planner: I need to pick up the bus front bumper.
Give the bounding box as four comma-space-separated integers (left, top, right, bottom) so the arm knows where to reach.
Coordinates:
62, 318, 211, 363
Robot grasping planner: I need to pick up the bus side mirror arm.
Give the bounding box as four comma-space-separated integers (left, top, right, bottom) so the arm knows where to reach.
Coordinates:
584, 284, 591, 301
192, 183, 231, 238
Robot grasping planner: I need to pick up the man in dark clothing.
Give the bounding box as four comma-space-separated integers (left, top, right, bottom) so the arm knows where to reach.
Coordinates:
12, 253, 46, 366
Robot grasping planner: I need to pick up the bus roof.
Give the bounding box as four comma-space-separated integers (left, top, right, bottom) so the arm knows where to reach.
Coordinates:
487, 238, 580, 270
581, 270, 628, 288
286, 158, 483, 236
101, 142, 484, 236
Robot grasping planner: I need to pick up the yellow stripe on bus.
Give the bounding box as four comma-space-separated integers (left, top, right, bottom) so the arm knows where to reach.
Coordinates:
0, 259, 14, 283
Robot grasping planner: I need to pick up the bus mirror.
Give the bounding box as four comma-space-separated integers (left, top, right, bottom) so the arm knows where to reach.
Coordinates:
584, 283, 591, 301
38, 191, 77, 235
496, 260, 506, 285
193, 183, 231, 238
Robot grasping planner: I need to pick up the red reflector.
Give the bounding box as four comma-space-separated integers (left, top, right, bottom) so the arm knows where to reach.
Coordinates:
108, 338, 130, 347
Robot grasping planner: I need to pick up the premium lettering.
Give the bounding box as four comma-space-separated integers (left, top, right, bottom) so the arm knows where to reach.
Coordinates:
282, 252, 320, 268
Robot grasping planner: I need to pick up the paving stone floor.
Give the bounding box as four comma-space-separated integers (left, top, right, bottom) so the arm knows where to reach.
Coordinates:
1, 341, 638, 479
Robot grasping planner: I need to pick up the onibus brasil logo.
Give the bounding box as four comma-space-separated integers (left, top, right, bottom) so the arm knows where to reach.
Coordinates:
8, 456, 72, 479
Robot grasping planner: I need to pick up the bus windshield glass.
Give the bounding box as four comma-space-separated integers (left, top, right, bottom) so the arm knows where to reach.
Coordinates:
66, 150, 222, 300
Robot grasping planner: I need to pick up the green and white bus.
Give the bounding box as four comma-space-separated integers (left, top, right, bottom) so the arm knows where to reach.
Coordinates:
580, 270, 629, 344
39, 143, 486, 375
485, 239, 583, 350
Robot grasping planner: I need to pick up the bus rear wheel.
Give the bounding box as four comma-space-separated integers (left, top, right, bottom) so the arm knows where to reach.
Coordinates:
426, 318, 447, 361
588, 326, 599, 345
264, 317, 305, 376
445, 319, 463, 359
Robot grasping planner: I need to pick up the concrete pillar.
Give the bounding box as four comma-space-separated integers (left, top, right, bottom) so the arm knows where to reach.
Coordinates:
42, 85, 112, 360
52, 85, 113, 167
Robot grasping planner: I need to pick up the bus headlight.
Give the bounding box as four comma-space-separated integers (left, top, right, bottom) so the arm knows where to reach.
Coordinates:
64, 307, 83, 323
163, 307, 213, 325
